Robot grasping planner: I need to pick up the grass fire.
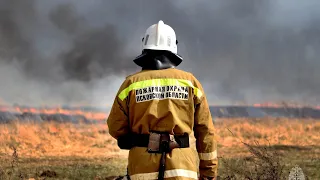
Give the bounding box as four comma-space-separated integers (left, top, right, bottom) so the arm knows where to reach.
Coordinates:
1, 0, 320, 179
0, 104, 319, 179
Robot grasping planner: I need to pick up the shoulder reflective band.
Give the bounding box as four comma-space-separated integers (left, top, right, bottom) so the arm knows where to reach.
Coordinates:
118, 78, 203, 101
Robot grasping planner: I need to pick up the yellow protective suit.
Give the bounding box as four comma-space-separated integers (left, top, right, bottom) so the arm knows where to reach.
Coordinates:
107, 68, 218, 179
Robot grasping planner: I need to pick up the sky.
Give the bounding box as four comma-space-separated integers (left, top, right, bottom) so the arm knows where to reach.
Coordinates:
0, 0, 320, 106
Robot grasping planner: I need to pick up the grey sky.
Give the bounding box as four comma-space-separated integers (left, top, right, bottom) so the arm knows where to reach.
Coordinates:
0, 0, 319, 106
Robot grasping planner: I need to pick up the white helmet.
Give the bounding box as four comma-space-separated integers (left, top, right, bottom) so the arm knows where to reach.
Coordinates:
133, 20, 183, 67
142, 20, 178, 54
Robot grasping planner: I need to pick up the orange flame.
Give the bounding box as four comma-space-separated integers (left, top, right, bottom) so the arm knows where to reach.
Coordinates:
253, 103, 281, 108
0, 105, 108, 121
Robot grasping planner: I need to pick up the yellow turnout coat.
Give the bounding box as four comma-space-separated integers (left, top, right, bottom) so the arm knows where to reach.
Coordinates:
107, 68, 218, 179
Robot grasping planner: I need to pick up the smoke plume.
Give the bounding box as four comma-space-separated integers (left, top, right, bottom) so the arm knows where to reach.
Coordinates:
0, 0, 320, 106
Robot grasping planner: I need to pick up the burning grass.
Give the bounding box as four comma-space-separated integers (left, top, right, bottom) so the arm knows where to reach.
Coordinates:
0, 118, 319, 179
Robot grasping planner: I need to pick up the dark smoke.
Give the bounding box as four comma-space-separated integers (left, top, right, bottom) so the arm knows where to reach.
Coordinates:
0, 0, 320, 106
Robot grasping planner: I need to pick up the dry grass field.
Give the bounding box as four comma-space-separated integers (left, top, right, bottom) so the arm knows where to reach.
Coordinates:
0, 118, 319, 179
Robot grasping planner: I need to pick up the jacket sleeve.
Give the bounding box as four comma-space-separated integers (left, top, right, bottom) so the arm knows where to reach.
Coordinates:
106, 80, 130, 140
192, 78, 218, 178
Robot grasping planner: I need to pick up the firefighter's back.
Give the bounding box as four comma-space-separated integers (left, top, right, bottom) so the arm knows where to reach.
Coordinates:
124, 68, 200, 179
125, 68, 200, 135
107, 20, 217, 180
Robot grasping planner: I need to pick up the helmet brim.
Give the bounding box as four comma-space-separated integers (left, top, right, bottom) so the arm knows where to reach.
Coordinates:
133, 50, 183, 67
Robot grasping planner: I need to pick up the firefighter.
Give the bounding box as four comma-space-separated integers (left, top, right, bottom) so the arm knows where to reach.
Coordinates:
107, 20, 218, 180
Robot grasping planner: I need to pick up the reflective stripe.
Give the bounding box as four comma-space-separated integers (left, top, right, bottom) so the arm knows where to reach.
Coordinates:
118, 78, 203, 101
198, 150, 218, 160
130, 169, 198, 180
